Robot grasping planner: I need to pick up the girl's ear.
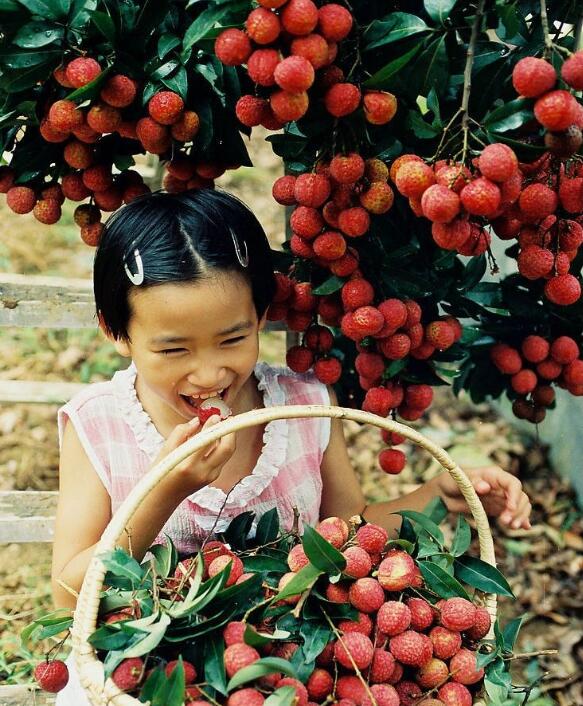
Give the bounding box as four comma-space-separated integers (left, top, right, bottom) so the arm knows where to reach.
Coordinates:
98, 313, 131, 357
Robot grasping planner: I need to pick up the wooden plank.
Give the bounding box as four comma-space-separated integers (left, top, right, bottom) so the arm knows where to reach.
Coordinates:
0, 685, 56, 705
0, 491, 57, 543
0, 273, 94, 329
0, 380, 85, 405
0, 273, 287, 331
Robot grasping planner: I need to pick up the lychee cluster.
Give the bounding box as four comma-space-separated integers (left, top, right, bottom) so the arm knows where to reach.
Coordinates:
214, 1, 397, 129
273, 156, 394, 274
0, 55, 209, 245
269, 269, 463, 471
491, 334, 583, 422
35, 513, 505, 705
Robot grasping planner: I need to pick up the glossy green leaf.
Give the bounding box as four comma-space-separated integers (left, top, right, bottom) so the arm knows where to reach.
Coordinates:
418, 560, 470, 599
424, 0, 457, 24
91, 10, 115, 42
264, 686, 297, 706
274, 562, 322, 601
312, 275, 345, 295
363, 44, 421, 89
363, 13, 430, 50
502, 614, 525, 651
13, 20, 63, 47
450, 515, 472, 556
15, 0, 69, 20
454, 556, 515, 597
302, 525, 346, 574
255, 508, 280, 545
227, 657, 298, 691
394, 510, 444, 546
204, 632, 227, 695
182, 3, 228, 55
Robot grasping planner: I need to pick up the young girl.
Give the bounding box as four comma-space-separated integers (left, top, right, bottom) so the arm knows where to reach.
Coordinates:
52, 188, 531, 703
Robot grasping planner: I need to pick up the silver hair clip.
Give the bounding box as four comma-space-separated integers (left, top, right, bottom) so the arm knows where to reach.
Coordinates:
124, 248, 145, 285
229, 228, 249, 268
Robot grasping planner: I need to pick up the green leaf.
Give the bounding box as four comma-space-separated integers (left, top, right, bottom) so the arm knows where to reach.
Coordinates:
255, 508, 280, 545
407, 110, 441, 139
158, 34, 180, 60
122, 613, 171, 658
162, 65, 188, 99
450, 515, 472, 556
21, 610, 72, 645
476, 647, 500, 670
415, 35, 448, 93
453, 556, 515, 597
363, 44, 421, 89
161, 659, 186, 706
0, 47, 61, 68
148, 541, 175, 579
264, 686, 297, 706
139, 666, 165, 702
423, 496, 448, 525
223, 511, 255, 550
394, 510, 444, 546
227, 657, 298, 691
204, 632, 227, 695
88, 625, 137, 651
363, 13, 430, 50
101, 548, 146, 589
424, 0, 457, 24
418, 560, 470, 599
299, 622, 333, 662
243, 555, 287, 573
182, 3, 228, 56
312, 275, 345, 295
13, 20, 63, 47
302, 525, 347, 574
15, 0, 68, 20
484, 97, 533, 133
91, 10, 115, 42
274, 562, 322, 601
460, 254, 487, 290
502, 614, 525, 651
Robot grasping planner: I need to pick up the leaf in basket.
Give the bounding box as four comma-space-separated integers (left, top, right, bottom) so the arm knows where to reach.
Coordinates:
302, 525, 347, 574
450, 515, 472, 557
152, 659, 186, 706
101, 548, 149, 589
147, 538, 178, 578
393, 511, 445, 546
255, 508, 280, 545
290, 644, 316, 682
502, 614, 525, 651
422, 496, 449, 525
299, 621, 333, 662
222, 510, 256, 550
243, 555, 289, 574
415, 532, 444, 560
121, 612, 172, 659
210, 572, 264, 617
227, 657, 299, 691
418, 560, 470, 599
453, 556, 515, 597
264, 686, 297, 706
88, 625, 138, 651
203, 632, 228, 695
167, 565, 229, 618
138, 666, 165, 702
273, 562, 322, 601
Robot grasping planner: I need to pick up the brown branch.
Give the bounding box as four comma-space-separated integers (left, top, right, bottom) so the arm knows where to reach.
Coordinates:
540, 0, 553, 58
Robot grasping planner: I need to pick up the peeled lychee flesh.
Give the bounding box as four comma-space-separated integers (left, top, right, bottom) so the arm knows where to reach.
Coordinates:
183, 394, 232, 422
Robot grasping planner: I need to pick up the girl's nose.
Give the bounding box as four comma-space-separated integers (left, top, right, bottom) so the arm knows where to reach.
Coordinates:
187, 368, 225, 390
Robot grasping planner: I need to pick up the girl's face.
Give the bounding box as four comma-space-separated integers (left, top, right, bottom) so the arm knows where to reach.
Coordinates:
111, 272, 265, 430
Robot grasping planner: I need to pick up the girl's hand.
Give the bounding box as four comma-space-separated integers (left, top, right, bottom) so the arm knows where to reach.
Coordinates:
154, 415, 236, 495
436, 465, 532, 529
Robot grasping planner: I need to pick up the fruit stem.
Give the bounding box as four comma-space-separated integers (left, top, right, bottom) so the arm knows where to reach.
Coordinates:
460, 0, 485, 160
539, 0, 553, 58
321, 607, 379, 706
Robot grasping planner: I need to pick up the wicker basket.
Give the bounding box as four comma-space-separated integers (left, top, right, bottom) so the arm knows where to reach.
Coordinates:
71, 404, 497, 706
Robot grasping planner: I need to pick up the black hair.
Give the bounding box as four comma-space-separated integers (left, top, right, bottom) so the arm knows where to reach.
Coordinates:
94, 189, 276, 340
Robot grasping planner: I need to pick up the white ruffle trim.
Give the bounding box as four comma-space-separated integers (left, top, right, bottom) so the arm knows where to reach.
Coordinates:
112, 361, 290, 511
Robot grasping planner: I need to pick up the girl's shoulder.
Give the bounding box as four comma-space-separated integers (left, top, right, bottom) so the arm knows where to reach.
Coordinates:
58, 364, 134, 421
255, 361, 330, 406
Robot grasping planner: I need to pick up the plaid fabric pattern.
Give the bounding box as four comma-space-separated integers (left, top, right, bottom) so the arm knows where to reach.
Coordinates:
58, 362, 330, 554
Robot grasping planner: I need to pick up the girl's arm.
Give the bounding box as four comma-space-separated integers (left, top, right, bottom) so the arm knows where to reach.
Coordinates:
52, 416, 235, 609
318, 388, 531, 535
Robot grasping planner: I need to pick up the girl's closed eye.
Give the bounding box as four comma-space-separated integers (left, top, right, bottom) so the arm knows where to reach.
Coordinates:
222, 336, 246, 345
160, 348, 187, 355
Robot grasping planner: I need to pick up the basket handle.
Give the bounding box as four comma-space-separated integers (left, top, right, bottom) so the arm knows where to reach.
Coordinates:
73, 404, 497, 695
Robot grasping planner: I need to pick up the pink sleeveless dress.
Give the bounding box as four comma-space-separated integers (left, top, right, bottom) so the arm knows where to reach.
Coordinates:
55, 362, 331, 706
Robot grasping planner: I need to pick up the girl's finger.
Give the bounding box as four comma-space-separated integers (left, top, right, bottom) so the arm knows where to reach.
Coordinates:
474, 480, 491, 494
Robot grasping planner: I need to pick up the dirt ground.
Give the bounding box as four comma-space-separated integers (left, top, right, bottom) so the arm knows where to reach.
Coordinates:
0, 131, 581, 705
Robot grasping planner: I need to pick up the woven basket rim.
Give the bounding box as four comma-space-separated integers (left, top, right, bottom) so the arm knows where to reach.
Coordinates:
71, 404, 497, 706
